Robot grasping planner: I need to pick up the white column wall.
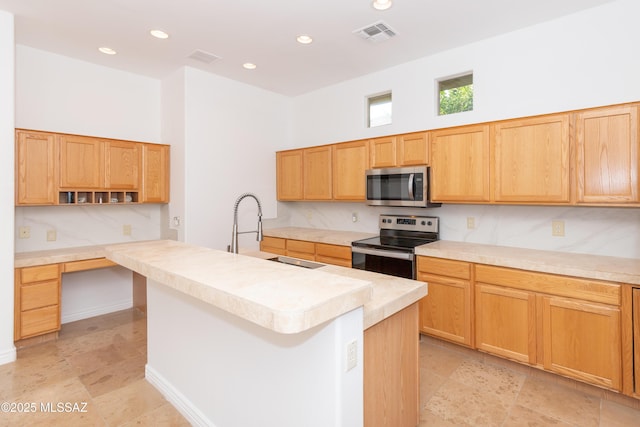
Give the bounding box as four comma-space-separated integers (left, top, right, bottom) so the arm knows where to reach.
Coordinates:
0, 10, 16, 364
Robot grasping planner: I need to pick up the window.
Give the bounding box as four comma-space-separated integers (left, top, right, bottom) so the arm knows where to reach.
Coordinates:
367, 92, 392, 127
438, 73, 473, 115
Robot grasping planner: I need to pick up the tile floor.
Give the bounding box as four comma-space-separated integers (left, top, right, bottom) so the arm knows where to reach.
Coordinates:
1, 309, 639, 426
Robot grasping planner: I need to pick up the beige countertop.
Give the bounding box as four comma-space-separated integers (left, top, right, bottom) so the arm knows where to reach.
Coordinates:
15, 244, 115, 268
263, 227, 376, 246
416, 240, 640, 285
105, 240, 377, 334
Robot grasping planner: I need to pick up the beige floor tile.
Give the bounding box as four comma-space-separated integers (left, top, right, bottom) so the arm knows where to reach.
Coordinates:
449, 358, 526, 406
419, 339, 468, 379
423, 377, 511, 426
502, 404, 575, 426
599, 399, 640, 427
119, 402, 192, 427
92, 378, 167, 426
516, 375, 600, 427
79, 353, 146, 398
420, 368, 447, 405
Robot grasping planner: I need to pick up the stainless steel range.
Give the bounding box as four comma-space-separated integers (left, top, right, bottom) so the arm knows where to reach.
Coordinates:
351, 214, 439, 279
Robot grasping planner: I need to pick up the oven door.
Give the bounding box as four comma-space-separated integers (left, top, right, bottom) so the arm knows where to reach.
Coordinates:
351, 246, 415, 279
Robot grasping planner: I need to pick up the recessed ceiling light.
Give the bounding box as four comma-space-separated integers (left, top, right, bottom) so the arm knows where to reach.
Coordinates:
243, 63, 257, 70
98, 47, 117, 55
150, 29, 169, 39
372, 0, 393, 11
296, 35, 313, 44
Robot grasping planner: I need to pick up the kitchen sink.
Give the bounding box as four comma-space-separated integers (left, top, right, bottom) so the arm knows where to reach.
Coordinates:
267, 256, 325, 269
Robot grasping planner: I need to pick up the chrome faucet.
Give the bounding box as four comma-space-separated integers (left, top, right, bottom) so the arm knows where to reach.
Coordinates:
229, 193, 263, 253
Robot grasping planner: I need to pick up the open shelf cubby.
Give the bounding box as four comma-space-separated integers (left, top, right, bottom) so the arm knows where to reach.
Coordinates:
58, 191, 139, 205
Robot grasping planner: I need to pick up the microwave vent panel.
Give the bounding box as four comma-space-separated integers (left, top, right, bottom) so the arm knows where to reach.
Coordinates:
353, 21, 398, 42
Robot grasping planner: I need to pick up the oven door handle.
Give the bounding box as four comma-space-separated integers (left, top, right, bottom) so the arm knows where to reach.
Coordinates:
351, 246, 414, 260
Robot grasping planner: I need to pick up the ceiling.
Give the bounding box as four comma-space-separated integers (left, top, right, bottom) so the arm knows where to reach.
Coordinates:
0, 0, 618, 96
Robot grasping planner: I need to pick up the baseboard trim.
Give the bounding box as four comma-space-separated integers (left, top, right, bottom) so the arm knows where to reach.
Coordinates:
0, 345, 17, 366
61, 300, 132, 324
145, 364, 214, 427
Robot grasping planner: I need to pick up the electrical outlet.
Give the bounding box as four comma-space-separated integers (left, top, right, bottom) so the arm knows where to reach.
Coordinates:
123, 224, 132, 236
346, 340, 357, 371
552, 220, 565, 237
352, 212, 358, 223
19, 226, 30, 239
467, 217, 475, 229
46, 230, 57, 241
172, 216, 181, 227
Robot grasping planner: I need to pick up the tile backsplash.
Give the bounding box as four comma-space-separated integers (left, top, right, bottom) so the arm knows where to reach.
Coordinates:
270, 202, 640, 259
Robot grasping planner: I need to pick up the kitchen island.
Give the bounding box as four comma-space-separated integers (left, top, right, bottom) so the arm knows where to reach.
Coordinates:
105, 240, 426, 427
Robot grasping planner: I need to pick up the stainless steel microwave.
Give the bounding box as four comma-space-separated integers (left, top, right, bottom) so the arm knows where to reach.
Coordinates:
365, 166, 441, 207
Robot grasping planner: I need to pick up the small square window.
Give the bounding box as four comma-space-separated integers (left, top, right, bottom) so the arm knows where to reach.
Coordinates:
367, 92, 392, 127
438, 73, 473, 115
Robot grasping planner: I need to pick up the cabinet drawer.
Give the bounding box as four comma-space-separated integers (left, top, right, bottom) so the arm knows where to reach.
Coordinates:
417, 256, 471, 280
315, 243, 351, 260
262, 236, 286, 250
475, 264, 620, 305
21, 280, 59, 311
20, 264, 59, 283
20, 305, 59, 338
286, 239, 315, 254
63, 258, 117, 273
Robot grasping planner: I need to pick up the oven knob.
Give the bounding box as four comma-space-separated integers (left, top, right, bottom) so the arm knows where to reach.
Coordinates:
427, 221, 432, 226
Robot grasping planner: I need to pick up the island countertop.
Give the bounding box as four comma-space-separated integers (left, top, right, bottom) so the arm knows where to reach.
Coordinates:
104, 240, 377, 334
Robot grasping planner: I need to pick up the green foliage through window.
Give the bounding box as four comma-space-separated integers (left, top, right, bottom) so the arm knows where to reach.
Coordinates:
439, 74, 473, 115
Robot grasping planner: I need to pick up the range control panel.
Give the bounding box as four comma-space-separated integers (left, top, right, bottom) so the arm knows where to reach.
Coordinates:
379, 214, 439, 233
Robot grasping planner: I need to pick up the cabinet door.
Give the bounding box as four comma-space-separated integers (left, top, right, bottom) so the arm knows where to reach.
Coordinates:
142, 144, 170, 203
397, 132, 429, 166
634, 288, 640, 394
15, 130, 57, 205
430, 125, 490, 202
105, 140, 141, 190
576, 104, 638, 204
333, 140, 369, 200
475, 283, 536, 364
286, 239, 316, 261
418, 273, 472, 346
276, 149, 303, 200
542, 296, 621, 391
260, 236, 287, 256
59, 134, 104, 189
370, 136, 397, 169
303, 146, 332, 200
493, 114, 570, 203
315, 243, 351, 267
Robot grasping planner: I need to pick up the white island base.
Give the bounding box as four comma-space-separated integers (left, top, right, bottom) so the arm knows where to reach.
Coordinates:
145, 279, 364, 427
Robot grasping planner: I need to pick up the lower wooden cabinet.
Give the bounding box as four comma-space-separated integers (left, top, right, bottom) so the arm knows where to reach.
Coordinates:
14, 264, 61, 341
260, 237, 352, 267
475, 283, 536, 364
542, 295, 621, 390
417, 257, 472, 347
364, 303, 419, 427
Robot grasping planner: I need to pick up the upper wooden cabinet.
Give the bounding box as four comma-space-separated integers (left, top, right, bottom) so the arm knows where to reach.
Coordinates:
369, 136, 397, 169
303, 145, 332, 200
105, 140, 141, 190
333, 140, 369, 200
142, 143, 170, 203
397, 132, 429, 166
16, 129, 169, 206
15, 130, 57, 205
59, 134, 104, 189
430, 124, 490, 202
493, 114, 571, 203
276, 149, 303, 200
369, 132, 429, 168
575, 104, 639, 204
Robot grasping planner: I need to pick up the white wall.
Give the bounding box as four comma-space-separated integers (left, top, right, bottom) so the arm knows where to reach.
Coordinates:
285, 0, 640, 259
146, 280, 363, 427
0, 10, 16, 364
169, 67, 291, 251
14, 45, 164, 322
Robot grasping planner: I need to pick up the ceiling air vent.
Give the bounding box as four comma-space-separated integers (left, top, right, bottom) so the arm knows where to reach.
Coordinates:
188, 49, 221, 64
353, 21, 398, 43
